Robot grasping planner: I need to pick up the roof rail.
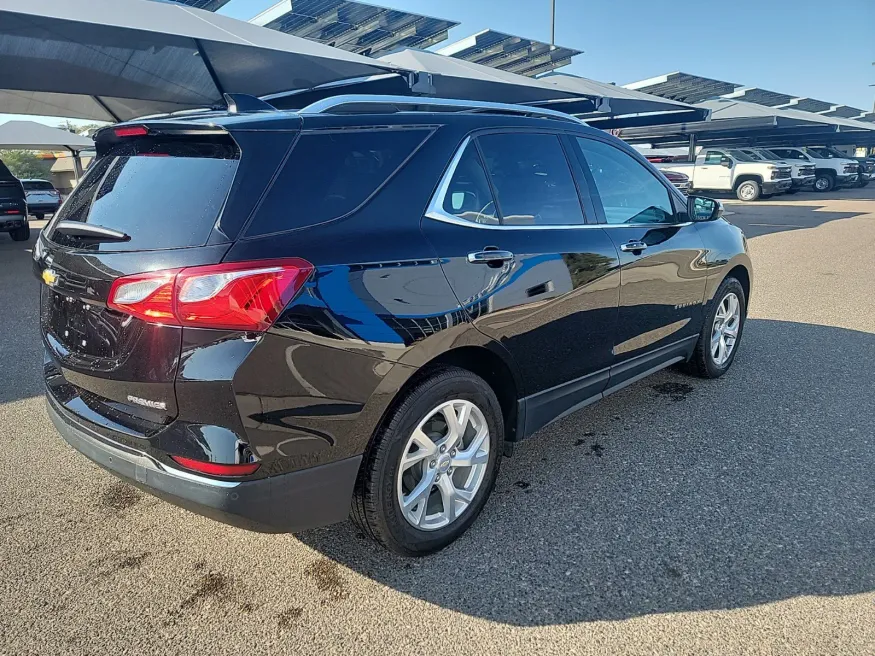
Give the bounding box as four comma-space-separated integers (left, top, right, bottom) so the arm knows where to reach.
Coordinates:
297, 95, 587, 125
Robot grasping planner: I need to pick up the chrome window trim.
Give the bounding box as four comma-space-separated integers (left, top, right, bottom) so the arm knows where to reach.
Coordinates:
424, 136, 691, 231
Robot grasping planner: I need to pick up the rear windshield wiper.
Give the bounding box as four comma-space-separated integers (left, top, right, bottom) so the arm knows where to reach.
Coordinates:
52, 221, 131, 243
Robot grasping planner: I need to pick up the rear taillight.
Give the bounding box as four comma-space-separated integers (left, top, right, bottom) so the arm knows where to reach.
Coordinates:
170, 455, 260, 477
4, 209, 21, 214
107, 259, 313, 331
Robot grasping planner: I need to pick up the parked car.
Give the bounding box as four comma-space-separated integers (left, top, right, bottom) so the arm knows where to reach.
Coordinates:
660, 169, 691, 194
20, 178, 62, 219
0, 158, 30, 241
768, 147, 860, 192
36, 96, 752, 556
738, 148, 815, 193
657, 148, 792, 201
852, 156, 873, 187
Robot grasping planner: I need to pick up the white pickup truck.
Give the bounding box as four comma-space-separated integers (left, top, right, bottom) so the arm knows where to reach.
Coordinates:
657, 148, 792, 201
739, 148, 816, 193
769, 147, 860, 192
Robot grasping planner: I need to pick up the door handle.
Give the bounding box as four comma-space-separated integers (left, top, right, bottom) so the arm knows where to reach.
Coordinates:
467, 249, 514, 265
620, 241, 648, 253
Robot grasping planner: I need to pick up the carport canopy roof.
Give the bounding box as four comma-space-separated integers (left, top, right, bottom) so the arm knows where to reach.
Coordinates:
0, 120, 93, 152
618, 99, 875, 148
0, 0, 405, 122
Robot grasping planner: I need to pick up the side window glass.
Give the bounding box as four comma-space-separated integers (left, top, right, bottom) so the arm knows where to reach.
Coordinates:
575, 138, 675, 225
477, 133, 584, 226
703, 151, 724, 165
440, 142, 498, 225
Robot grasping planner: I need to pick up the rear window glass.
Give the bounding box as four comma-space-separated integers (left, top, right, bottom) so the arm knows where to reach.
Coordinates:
22, 180, 55, 191
246, 128, 430, 237
0, 182, 24, 200
0, 160, 15, 182
48, 139, 238, 251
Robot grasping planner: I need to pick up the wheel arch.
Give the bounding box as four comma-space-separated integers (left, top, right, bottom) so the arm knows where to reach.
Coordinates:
733, 174, 763, 189
364, 344, 523, 465
726, 264, 751, 308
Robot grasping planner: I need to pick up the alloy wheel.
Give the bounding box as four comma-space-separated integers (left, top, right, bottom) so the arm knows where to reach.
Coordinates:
396, 399, 490, 531
711, 292, 741, 367
815, 177, 830, 191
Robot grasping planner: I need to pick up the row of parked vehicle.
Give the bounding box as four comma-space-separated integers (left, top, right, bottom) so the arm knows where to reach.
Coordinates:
0, 159, 62, 240
649, 146, 874, 201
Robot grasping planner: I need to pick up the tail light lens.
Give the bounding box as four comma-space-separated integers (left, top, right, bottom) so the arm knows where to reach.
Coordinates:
107, 259, 313, 331
170, 455, 260, 477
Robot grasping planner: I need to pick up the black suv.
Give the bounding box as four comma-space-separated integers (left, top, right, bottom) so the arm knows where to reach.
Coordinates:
0, 158, 29, 241
36, 96, 751, 556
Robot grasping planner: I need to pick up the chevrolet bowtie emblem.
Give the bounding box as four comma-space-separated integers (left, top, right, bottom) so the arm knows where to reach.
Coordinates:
42, 268, 58, 287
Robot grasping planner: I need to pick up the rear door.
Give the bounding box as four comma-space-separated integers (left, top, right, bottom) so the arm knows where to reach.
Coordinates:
422, 130, 621, 436
572, 135, 708, 388
36, 131, 246, 430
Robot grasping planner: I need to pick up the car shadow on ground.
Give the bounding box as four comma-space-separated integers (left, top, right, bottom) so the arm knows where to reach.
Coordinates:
297, 318, 875, 626
722, 198, 869, 238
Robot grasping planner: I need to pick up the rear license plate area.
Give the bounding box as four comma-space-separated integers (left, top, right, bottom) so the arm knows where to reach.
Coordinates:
43, 290, 123, 359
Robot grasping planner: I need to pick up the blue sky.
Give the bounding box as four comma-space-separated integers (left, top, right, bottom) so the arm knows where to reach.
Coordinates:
5, 0, 874, 127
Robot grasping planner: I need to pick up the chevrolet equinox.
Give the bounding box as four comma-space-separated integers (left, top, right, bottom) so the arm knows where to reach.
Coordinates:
36, 95, 752, 556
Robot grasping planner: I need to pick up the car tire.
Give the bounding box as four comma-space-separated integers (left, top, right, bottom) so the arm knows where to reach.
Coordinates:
34, 212, 45, 220
683, 276, 746, 379
814, 173, 834, 193
352, 367, 504, 556
10, 224, 30, 242
735, 180, 761, 201
857, 180, 869, 188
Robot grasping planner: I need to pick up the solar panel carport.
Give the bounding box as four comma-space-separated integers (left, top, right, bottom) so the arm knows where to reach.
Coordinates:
617, 99, 875, 157
0, 0, 406, 121
251, 0, 458, 58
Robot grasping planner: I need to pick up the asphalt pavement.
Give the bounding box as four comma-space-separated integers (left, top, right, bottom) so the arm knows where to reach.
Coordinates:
1, 191, 873, 655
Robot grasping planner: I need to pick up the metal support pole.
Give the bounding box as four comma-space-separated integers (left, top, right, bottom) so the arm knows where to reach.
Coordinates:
688, 134, 697, 162
70, 148, 83, 185
550, 0, 556, 46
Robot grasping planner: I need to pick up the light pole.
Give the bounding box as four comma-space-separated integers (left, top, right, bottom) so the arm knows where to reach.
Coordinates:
550, 0, 556, 46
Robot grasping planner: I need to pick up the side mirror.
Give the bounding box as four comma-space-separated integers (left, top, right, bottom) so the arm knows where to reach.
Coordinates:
720, 157, 734, 168
689, 195, 723, 222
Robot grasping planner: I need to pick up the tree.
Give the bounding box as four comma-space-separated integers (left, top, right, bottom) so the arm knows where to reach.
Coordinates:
0, 150, 54, 179
56, 120, 105, 137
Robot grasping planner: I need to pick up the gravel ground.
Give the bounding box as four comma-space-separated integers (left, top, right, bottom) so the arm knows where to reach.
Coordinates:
1, 193, 873, 655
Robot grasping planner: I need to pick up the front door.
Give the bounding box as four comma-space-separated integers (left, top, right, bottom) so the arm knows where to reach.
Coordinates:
695, 150, 734, 190
421, 131, 620, 436
572, 136, 709, 389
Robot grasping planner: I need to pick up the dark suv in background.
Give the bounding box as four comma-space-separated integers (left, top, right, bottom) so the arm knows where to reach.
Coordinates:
0, 159, 29, 241
36, 96, 751, 555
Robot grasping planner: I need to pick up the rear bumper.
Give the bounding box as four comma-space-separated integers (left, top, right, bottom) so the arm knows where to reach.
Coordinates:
47, 392, 361, 533
26, 202, 60, 213
0, 216, 27, 231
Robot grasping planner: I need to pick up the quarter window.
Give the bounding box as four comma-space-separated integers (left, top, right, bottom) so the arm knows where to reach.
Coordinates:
440, 142, 498, 225
576, 138, 675, 225
476, 133, 584, 226
247, 128, 431, 236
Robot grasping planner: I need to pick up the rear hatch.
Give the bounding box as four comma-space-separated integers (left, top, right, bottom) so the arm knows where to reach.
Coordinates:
37, 126, 245, 434
21, 179, 60, 206
0, 160, 26, 216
